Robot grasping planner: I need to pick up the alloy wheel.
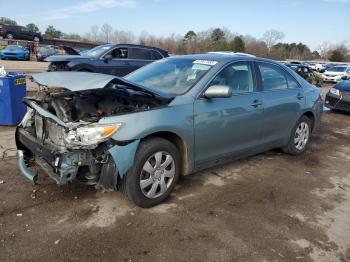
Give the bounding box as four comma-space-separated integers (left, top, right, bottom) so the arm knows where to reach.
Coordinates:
140, 151, 175, 199
294, 121, 310, 150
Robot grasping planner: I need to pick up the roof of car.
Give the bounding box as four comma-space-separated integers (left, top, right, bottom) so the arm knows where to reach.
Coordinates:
105, 43, 168, 55
167, 53, 280, 64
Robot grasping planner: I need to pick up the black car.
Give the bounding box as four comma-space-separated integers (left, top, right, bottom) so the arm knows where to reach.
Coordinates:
46, 44, 168, 76
0, 24, 43, 42
285, 63, 323, 87
36, 45, 79, 61
325, 80, 350, 112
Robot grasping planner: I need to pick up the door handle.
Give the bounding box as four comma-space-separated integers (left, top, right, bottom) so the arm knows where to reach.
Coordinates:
251, 100, 263, 108
297, 93, 305, 100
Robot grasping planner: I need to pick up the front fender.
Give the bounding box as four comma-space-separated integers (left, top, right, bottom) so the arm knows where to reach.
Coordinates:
99, 102, 195, 173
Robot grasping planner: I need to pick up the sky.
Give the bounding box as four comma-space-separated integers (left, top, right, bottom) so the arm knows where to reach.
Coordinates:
1, 0, 349, 50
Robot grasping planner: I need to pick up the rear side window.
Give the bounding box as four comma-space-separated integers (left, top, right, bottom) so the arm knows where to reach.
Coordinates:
129, 48, 152, 60
285, 73, 300, 89
258, 63, 288, 91
151, 50, 163, 60
210, 62, 255, 93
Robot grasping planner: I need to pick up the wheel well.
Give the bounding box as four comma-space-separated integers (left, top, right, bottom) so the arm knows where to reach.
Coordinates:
142, 132, 189, 175
304, 111, 315, 131
77, 68, 93, 72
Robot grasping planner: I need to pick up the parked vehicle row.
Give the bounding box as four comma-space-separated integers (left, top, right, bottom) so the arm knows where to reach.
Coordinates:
16, 53, 323, 207
284, 63, 323, 87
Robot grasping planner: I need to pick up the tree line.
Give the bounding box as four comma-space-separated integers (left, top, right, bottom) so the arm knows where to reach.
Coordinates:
1, 17, 349, 62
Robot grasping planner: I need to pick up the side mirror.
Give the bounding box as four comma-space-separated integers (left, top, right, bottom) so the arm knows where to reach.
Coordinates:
203, 85, 232, 99
104, 54, 113, 63
341, 75, 348, 80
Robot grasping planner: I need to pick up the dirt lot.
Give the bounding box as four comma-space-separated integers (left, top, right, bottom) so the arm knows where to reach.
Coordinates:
1, 61, 350, 262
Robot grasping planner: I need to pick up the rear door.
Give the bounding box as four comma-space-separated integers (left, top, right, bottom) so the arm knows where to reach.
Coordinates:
256, 62, 305, 146
128, 48, 154, 72
194, 61, 264, 168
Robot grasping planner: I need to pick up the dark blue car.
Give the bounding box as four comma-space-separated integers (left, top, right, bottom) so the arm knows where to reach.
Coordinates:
46, 43, 168, 76
325, 80, 350, 112
0, 45, 30, 60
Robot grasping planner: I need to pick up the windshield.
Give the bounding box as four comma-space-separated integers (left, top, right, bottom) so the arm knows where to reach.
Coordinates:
124, 58, 216, 95
6, 45, 24, 50
328, 66, 347, 72
83, 44, 114, 58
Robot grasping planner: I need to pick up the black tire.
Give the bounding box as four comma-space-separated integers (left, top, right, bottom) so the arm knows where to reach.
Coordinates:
282, 116, 311, 155
120, 137, 181, 208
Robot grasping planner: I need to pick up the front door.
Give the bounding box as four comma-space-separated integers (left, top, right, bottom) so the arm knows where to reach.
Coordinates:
194, 61, 263, 168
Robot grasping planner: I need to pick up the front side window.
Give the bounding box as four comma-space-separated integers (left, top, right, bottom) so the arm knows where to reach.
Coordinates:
151, 50, 163, 60
109, 48, 128, 59
125, 58, 215, 95
258, 63, 288, 91
210, 62, 255, 94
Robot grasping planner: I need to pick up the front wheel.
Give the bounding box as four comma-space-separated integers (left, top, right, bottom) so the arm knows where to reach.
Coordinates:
282, 116, 311, 155
120, 137, 181, 208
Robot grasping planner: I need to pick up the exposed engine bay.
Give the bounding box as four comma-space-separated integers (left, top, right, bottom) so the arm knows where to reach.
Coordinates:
16, 80, 171, 189
32, 87, 166, 123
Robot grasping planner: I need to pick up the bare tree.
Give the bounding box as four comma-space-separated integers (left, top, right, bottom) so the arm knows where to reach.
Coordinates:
262, 29, 285, 52
101, 23, 113, 43
113, 30, 136, 44
90, 24, 99, 42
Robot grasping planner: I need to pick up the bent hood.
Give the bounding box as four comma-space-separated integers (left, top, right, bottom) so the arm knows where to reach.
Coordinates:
31, 72, 174, 100
45, 55, 84, 62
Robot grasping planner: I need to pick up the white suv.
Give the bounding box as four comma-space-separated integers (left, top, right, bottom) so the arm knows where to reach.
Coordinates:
323, 65, 350, 83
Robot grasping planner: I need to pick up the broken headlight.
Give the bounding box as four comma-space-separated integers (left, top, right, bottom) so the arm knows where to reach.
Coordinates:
65, 123, 122, 146
329, 87, 340, 96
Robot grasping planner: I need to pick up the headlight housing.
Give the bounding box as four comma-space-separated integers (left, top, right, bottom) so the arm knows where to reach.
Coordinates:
329, 87, 340, 96
65, 123, 122, 146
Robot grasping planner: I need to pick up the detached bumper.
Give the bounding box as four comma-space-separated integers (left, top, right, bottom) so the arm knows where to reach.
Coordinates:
16, 127, 86, 185
18, 150, 38, 184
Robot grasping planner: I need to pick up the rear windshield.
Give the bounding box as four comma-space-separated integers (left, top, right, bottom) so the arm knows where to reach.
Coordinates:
328, 66, 347, 72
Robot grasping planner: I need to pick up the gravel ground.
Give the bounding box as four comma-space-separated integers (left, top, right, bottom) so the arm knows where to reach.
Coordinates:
1, 110, 350, 262
0, 60, 349, 262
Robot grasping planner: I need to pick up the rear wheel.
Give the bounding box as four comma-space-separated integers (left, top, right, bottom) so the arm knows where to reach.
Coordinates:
120, 137, 180, 208
282, 116, 311, 155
